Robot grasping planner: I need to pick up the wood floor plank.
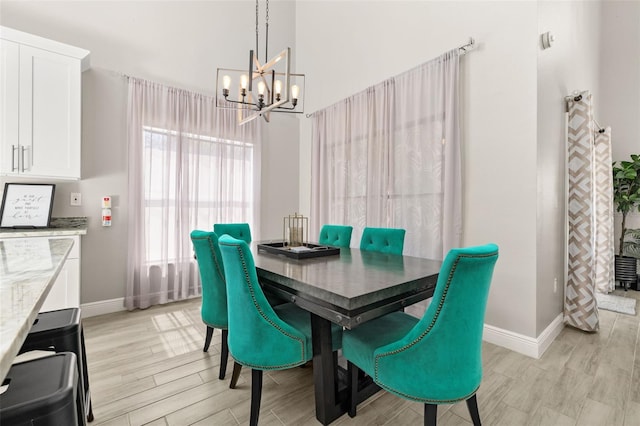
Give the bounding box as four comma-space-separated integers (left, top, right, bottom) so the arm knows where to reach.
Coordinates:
188, 408, 240, 426
94, 375, 204, 422
92, 413, 130, 426
500, 365, 557, 414
540, 367, 593, 419
128, 378, 234, 425
624, 400, 640, 426
575, 398, 624, 426
525, 406, 575, 426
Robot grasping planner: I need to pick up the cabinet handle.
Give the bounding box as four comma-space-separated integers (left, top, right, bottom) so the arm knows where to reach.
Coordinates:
11, 145, 18, 172
20, 145, 28, 172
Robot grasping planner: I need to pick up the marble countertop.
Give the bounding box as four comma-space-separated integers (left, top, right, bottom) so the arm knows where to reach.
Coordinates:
0, 217, 88, 238
0, 237, 74, 382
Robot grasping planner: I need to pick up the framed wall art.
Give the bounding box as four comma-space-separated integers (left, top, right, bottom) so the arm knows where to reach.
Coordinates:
0, 183, 56, 228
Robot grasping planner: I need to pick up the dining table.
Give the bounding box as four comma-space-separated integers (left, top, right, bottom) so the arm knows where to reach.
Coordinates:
251, 242, 442, 425
0, 237, 74, 382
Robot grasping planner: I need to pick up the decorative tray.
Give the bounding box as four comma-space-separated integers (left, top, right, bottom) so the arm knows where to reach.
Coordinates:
257, 241, 340, 260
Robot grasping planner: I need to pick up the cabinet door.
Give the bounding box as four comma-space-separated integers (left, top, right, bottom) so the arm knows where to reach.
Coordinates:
40, 258, 80, 311
19, 45, 81, 179
40, 236, 81, 312
0, 39, 20, 174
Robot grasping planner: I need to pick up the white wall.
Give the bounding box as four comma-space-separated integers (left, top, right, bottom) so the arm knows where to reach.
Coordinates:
536, 1, 603, 335
296, 1, 540, 337
0, 0, 301, 304
599, 0, 640, 235
600, 0, 640, 163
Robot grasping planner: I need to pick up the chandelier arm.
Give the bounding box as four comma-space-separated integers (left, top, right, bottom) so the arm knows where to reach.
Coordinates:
268, 69, 274, 104
223, 97, 260, 109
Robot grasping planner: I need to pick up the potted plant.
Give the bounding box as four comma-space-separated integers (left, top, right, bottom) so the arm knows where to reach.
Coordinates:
613, 154, 640, 289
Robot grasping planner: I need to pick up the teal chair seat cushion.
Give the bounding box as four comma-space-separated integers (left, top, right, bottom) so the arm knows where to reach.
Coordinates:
275, 303, 343, 352
342, 311, 418, 377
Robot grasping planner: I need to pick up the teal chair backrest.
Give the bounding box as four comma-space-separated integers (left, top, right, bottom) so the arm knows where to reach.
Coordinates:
190, 230, 228, 329
359, 227, 406, 255
374, 243, 499, 402
318, 224, 353, 248
214, 223, 252, 243
218, 235, 311, 369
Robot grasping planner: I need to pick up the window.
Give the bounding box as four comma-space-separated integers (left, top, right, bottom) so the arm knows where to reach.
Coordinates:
143, 126, 254, 263
126, 77, 259, 309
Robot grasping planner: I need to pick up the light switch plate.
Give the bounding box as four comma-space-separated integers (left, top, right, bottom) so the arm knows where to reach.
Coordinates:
70, 192, 82, 206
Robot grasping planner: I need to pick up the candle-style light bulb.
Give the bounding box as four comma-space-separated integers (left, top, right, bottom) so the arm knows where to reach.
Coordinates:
222, 75, 231, 98
240, 74, 248, 98
291, 85, 300, 107
258, 81, 266, 96
275, 80, 282, 96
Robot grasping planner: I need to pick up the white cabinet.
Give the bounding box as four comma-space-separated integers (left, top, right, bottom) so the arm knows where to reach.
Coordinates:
40, 235, 81, 312
0, 27, 89, 180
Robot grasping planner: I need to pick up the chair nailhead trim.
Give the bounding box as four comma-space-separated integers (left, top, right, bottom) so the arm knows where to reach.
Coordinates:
192, 235, 226, 284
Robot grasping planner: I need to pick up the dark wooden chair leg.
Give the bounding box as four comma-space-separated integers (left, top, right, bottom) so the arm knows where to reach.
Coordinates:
424, 403, 437, 426
348, 361, 358, 418
87, 398, 94, 422
203, 326, 214, 352
250, 369, 263, 426
219, 329, 229, 379
466, 394, 481, 425
229, 362, 243, 389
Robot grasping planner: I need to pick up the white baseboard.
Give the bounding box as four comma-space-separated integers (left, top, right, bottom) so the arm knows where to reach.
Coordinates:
483, 313, 564, 359
81, 297, 126, 318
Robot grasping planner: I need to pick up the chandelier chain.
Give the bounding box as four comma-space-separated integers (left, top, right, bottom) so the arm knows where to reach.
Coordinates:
265, 0, 269, 63
255, 0, 259, 61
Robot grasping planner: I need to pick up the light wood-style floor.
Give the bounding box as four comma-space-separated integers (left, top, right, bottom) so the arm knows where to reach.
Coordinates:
83, 289, 640, 426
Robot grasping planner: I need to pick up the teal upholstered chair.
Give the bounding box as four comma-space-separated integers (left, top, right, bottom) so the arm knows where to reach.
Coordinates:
214, 223, 252, 243
359, 227, 406, 255
318, 224, 353, 248
218, 235, 342, 426
190, 230, 242, 386
342, 243, 499, 426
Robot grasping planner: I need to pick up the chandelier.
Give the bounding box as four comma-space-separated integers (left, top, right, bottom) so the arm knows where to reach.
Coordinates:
215, 0, 305, 125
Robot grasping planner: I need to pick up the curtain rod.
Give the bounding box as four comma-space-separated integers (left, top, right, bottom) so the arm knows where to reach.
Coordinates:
304, 37, 476, 119
458, 37, 476, 55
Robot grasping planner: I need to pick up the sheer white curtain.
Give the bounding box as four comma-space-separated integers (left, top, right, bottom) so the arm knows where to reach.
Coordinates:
126, 78, 260, 310
311, 49, 461, 260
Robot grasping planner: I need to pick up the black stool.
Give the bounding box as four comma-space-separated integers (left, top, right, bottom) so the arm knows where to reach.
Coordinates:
0, 353, 80, 425
18, 308, 93, 422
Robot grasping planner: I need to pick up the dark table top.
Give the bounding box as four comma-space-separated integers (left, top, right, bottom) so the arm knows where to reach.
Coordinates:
252, 242, 441, 328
